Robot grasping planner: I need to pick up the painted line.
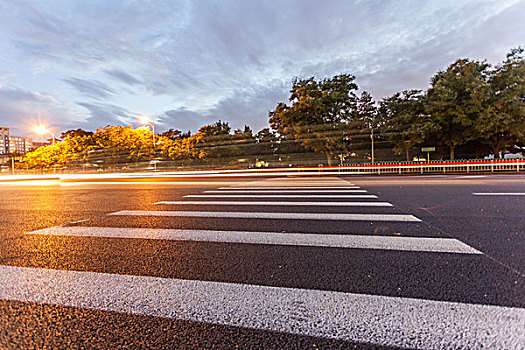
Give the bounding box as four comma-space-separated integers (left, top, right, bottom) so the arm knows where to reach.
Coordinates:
26, 226, 481, 254
473, 193, 525, 196
184, 194, 378, 199
221, 186, 358, 189
155, 201, 393, 207
68, 219, 91, 225
1, 265, 522, 349
204, 190, 367, 193
108, 210, 421, 222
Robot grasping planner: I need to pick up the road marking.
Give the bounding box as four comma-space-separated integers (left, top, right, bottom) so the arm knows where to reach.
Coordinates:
221, 186, 359, 189
473, 193, 525, 196
243, 179, 353, 185
108, 210, 421, 222
155, 201, 393, 207
26, 226, 480, 254
1, 265, 522, 349
67, 219, 91, 225
204, 190, 368, 193
184, 194, 378, 199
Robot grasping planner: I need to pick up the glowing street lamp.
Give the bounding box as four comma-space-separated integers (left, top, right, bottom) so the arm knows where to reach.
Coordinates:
139, 115, 157, 171
139, 115, 155, 148
33, 125, 55, 145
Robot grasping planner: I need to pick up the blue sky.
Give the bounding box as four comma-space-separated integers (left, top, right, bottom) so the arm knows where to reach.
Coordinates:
0, 0, 524, 137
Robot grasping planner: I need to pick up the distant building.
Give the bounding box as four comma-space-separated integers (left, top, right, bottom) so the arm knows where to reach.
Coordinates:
0, 127, 33, 164
9, 135, 33, 154
0, 127, 9, 155
32, 141, 51, 149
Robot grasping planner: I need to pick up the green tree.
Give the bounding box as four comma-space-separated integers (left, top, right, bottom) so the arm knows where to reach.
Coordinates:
476, 48, 525, 157
356, 91, 377, 128
61, 129, 94, 139
269, 74, 359, 165
348, 91, 378, 161
378, 90, 428, 161
426, 59, 491, 159
160, 129, 182, 140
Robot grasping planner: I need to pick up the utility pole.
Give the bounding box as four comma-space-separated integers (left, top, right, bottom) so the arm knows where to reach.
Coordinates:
370, 128, 375, 164
11, 156, 15, 174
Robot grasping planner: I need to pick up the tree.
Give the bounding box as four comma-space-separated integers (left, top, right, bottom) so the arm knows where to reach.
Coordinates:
231, 125, 257, 160
356, 91, 377, 128
160, 129, 182, 140
193, 121, 233, 162
378, 90, 428, 161
269, 74, 359, 165
476, 48, 525, 157
198, 120, 231, 136
255, 128, 278, 158
61, 129, 93, 139
348, 91, 378, 160
426, 59, 491, 159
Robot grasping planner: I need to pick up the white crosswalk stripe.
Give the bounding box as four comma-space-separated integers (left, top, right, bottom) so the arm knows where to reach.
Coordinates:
1, 265, 523, 349
185, 194, 378, 198
108, 210, 422, 222
221, 186, 360, 189
473, 192, 525, 196
155, 200, 393, 207
203, 189, 368, 193
26, 226, 480, 254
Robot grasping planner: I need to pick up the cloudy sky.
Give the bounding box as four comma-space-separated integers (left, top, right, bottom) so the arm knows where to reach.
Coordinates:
0, 0, 524, 137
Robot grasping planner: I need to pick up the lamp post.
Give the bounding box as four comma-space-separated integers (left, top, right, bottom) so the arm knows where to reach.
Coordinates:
370, 127, 374, 164
139, 116, 156, 170
33, 125, 55, 145
139, 116, 155, 148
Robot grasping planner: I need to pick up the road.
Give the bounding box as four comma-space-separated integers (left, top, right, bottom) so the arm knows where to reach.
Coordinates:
0, 174, 523, 349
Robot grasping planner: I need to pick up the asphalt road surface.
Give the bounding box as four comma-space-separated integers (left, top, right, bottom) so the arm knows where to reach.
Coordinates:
0, 174, 523, 349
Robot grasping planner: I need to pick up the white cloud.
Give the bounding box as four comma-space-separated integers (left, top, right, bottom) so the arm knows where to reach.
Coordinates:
0, 85, 86, 135
0, 0, 523, 134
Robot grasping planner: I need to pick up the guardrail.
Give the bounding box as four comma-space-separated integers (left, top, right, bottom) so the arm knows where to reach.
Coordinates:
336, 159, 524, 175
239, 159, 525, 175
2, 159, 523, 180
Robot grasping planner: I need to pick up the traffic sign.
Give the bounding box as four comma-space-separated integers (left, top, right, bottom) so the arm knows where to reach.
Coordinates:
421, 147, 435, 152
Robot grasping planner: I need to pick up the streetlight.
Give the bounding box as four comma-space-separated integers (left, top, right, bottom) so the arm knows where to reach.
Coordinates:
370, 127, 374, 164
33, 125, 55, 145
139, 116, 155, 148
139, 116, 157, 171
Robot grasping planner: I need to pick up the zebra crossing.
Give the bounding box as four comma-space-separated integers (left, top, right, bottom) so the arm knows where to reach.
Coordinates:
3, 176, 524, 348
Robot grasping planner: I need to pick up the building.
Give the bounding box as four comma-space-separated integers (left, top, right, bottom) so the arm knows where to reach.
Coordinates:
32, 141, 51, 149
9, 135, 33, 154
0, 127, 9, 156
0, 127, 33, 164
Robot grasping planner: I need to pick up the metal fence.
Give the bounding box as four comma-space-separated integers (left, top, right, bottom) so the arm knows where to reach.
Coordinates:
335, 159, 525, 175
224, 158, 525, 176
3, 158, 524, 178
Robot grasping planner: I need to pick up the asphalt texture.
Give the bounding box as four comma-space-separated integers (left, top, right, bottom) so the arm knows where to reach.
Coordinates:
0, 174, 524, 349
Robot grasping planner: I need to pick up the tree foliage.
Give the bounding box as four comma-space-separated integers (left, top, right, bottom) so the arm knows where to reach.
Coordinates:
269, 74, 359, 165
